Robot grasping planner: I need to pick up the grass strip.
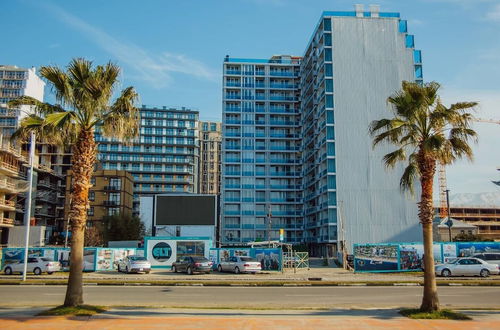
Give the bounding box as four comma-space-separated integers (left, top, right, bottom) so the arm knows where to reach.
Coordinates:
399, 308, 472, 320
37, 304, 107, 316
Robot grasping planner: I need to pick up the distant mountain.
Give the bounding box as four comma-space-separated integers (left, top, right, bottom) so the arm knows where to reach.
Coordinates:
448, 192, 500, 207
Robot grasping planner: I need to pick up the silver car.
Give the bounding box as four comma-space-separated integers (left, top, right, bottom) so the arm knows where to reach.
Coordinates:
3, 257, 61, 275
117, 255, 151, 274
218, 256, 262, 274
435, 257, 499, 277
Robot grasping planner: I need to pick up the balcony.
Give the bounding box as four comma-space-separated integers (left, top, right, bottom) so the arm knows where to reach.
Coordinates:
0, 216, 14, 227
0, 161, 19, 176
225, 95, 241, 100
0, 199, 16, 211
103, 200, 119, 206
104, 185, 121, 191
226, 70, 241, 75
226, 82, 241, 87
0, 178, 27, 193
225, 107, 241, 113
269, 71, 297, 77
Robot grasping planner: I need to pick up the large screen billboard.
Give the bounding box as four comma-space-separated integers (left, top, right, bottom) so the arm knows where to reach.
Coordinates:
155, 195, 217, 226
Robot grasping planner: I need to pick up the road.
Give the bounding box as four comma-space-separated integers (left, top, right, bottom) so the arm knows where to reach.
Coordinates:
1, 285, 499, 308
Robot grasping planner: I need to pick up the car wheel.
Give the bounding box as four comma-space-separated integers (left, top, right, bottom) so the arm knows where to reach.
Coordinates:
33, 267, 42, 276
187, 267, 193, 275
218, 265, 223, 272
145, 271, 150, 274
205, 271, 211, 274
4, 267, 12, 275
117, 265, 121, 272
441, 269, 451, 277
234, 267, 240, 274
172, 265, 177, 273
47, 272, 53, 275
480, 269, 490, 278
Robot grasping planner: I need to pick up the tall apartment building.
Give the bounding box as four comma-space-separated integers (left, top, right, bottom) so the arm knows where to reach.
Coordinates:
64, 170, 134, 226
221, 5, 422, 255
198, 121, 222, 194
0, 65, 45, 137
97, 105, 199, 214
0, 136, 28, 245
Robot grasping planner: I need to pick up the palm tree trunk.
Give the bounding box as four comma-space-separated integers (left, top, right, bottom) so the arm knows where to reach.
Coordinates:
64, 130, 97, 307
417, 151, 439, 312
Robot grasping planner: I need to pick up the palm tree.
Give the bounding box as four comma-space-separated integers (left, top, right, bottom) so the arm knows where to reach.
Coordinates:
369, 81, 477, 312
9, 58, 139, 307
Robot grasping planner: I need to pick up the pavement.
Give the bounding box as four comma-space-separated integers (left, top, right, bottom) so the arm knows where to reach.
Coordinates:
1, 307, 499, 329
1, 285, 500, 309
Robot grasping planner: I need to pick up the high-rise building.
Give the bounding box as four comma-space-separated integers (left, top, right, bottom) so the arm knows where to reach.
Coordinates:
198, 121, 222, 194
0, 65, 45, 137
222, 55, 303, 245
221, 6, 422, 255
96, 105, 199, 214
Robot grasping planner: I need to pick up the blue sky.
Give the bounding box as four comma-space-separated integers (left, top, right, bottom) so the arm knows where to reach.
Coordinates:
2, 0, 500, 195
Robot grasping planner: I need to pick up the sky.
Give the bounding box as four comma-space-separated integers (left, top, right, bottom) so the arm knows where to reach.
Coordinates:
2, 0, 500, 196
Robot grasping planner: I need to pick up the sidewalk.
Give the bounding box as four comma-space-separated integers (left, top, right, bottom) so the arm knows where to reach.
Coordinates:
1, 307, 499, 329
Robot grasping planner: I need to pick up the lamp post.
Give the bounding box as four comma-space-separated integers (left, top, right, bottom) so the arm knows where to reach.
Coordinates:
22, 131, 36, 281
446, 189, 452, 241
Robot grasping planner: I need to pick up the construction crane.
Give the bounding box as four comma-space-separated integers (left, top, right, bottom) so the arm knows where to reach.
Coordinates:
438, 118, 500, 220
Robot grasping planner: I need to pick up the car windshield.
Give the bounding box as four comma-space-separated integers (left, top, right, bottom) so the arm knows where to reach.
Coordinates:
129, 256, 147, 261
41, 258, 53, 262
193, 257, 208, 262
240, 257, 257, 262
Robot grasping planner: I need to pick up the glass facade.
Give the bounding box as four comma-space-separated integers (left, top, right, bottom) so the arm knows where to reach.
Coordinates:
96, 106, 199, 213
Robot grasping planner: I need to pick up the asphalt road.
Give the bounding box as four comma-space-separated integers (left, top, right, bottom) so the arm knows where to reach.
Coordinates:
1, 286, 499, 308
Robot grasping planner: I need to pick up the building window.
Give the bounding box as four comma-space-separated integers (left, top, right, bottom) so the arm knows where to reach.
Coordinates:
89, 191, 95, 201
87, 207, 94, 216
108, 208, 120, 216
90, 177, 96, 186
110, 178, 121, 189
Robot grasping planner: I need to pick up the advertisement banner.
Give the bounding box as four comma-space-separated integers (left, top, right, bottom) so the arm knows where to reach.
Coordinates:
442, 243, 457, 263
354, 244, 399, 271
253, 248, 281, 271
456, 242, 500, 257
96, 249, 113, 271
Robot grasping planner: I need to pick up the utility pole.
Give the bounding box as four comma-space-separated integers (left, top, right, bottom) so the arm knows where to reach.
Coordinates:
22, 132, 36, 281
64, 196, 71, 248
446, 189, 452, 241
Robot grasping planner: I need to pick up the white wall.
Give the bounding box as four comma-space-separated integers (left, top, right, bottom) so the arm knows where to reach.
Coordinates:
332, 16, 421, 250
156, 225, 215, 241
139, 196, 154, 236
8, 226, 46, 247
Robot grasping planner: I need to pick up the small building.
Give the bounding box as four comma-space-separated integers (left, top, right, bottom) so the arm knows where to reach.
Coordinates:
198, 121, 221, 194
437, 218, 478, 241
64, 170, 134, 227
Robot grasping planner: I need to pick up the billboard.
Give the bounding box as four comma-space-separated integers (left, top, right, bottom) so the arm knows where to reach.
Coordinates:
155, 195, 217, 226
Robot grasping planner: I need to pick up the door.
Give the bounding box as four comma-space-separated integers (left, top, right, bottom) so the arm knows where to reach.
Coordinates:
454, 259, 469, 275
27, 258, 38, 272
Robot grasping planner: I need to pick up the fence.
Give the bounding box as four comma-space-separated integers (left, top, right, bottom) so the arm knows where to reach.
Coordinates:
1, 247, 143, 272
353, 241, 500, 273
210, 248, 283, 271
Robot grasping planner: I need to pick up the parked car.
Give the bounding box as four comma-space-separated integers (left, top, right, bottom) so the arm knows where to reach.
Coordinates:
117, 255, 151, 274
218, 256, 261, 274
435, 257, 499, 277
3, 257, 61, 275
472, 253, 500, 266
171, 256, 213, 275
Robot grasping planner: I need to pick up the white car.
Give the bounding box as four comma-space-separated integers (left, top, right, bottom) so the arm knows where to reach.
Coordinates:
435, 257, 499, 277
117, 255, 151, 274
218, 256, 262, 274
3, 257, 61, 275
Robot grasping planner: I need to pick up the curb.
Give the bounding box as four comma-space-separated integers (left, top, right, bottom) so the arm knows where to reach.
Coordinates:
1, 280, 499, 287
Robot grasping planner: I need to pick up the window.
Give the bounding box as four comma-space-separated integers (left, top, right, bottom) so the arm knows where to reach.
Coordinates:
89, 191, 95, 201
110, 178, 121, 189
87, 207, 94, 216
90, 177, 96, 186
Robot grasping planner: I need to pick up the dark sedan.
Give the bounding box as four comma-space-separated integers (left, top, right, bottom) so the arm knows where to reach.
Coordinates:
171, 256, 213, 275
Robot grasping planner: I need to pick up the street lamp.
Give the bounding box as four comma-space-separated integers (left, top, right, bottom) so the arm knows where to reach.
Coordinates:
22, 131, 36, 281
445, 189, 452, 242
